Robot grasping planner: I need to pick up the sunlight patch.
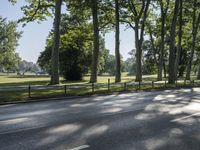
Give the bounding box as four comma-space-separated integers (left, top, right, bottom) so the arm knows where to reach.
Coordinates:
70, 103, 93, 108
0, 117, 28, 125
48, 123, 81, 135
135, 113, 155, 120
166, 94, 176, 98
145, 138, 166, 150
169, 128, 184, 137
154, 95, 165, 101
83, 125, 108, 136
193, 88, 200, 92
100, 107, 122, 113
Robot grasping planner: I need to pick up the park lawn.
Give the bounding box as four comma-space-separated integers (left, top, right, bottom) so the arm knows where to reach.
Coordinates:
0, 73, 159, 88
0, 75, 51, 88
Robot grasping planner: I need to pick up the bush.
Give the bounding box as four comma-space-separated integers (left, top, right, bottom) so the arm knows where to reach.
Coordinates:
60, 46, 90, 81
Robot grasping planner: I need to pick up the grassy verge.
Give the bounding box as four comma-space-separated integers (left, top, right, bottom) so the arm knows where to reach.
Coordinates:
1, 80, 200, 104
0, 74, 199, 104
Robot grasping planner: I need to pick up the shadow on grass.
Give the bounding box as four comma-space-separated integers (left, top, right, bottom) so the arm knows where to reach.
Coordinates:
0, 80, 50, 88
7, 75, 50, 78
0, 90, 29, 103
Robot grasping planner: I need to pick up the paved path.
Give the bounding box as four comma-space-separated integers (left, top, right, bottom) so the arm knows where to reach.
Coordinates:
0, 88, 200, 150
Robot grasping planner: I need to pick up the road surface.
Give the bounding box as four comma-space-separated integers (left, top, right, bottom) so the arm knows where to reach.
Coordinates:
0, 88, 200, 150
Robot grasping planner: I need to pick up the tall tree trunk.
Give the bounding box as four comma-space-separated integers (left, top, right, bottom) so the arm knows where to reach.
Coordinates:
157, 12, 165, 80
115, 0, 121, 83
50, 0, 62, 85
157, 0, 169, 81
90, 0, 99, 83
175, 0, 183, 79
135, 0, 150, 82
135, 22, 142, 82
197, 65, 200, 80
186, 0, 200, 80
168, 0, 180, 84
157, 16, 165, 81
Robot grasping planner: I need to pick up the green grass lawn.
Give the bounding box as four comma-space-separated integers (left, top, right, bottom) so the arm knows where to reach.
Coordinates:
0, 73, 199, 104
0, 73, 159, 88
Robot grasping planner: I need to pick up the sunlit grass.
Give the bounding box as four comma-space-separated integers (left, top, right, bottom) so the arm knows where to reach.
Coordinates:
0, 73, 157, 88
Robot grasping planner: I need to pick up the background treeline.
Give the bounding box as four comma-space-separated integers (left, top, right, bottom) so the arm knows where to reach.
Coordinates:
0, 17, 43, 75
5, 0, 200, 84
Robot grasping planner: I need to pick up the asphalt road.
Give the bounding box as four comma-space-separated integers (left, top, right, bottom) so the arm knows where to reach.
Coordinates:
1, 88, 200, 150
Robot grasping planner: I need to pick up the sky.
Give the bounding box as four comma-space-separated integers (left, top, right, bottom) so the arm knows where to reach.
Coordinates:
0, 0, 135, 63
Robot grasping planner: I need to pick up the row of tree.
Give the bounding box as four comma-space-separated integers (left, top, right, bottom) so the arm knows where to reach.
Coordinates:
9, 0, 200, 84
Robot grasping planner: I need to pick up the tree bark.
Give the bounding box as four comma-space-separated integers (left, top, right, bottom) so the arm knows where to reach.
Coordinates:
115, 0, 121, 83
148, 25, 158, 67
186, 0, 200, 80
157, 0, 169, 81
197, 65, 200, 80
163, 62, 167, 78
50, 0, 62, 85
135, 21, 142, 82
175, 0, 183, 79
157, 16, 165, 81
135, 0, 150, 82
90, 0, 99, 83
168, 0, 180, 84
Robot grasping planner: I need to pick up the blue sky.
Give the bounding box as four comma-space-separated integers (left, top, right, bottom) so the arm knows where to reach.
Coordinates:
0, 0, 135, 63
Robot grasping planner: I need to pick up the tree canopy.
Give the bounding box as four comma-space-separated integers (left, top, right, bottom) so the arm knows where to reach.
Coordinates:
7, 0, 200, 83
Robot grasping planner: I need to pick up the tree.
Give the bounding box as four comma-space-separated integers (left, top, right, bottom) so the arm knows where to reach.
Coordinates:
115, 0, 121, 82
10, 0, 62, 84
18, 60, 41, 75
0, 17, 21, 73
104, 54, 116, 75
38, 13, 108, 81
168, 0, 180, 84
142, 40, 158, 75
90, 0, 100, 83
174, 0, 183, 79
50, 0, 62, 84
197, 66, 200, 80
157, 0, 169, 81
38, 14, 92, 80
124, 0, 151, 81
186, 0, 200, 80
145, 13, 159, 73
37, 46, 51, 74
99, 48, 124, 75
124, 49, 137, 75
